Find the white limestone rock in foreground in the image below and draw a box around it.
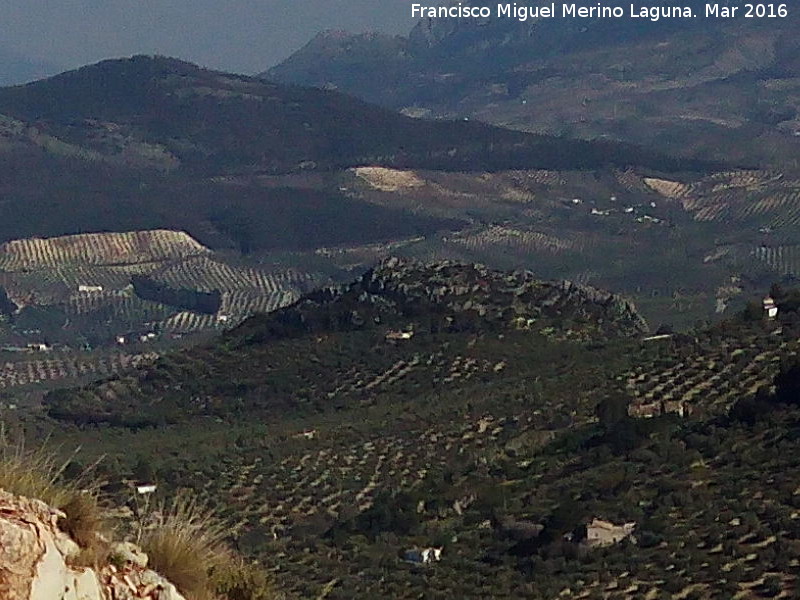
[0,488,186,600]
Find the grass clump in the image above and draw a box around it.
[0,429,107,565]
[0,430,80,506]
[210,558,276,600]
[140,491,275,600]
[60,492,111,567]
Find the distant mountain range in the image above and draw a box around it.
[0,55,713,251]
[265,3,800,169]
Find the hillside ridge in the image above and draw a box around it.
[44,258,647,427]
[0,55,720,175]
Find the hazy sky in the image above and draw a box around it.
[1,0,417,74]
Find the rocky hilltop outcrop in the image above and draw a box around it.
[0,489,185,600]
[247,257,648,341]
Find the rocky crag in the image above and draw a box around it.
[248,257,648,342]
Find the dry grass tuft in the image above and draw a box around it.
[139,491,231,600]
[60,492,111,567]
[0,429,108,564]
[0,432,273,598]
[140,491,276,600]
[60,492,104,546]
[210,557,276,600]
[0,431,79,506]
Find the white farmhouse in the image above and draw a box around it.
[386,330,414,341]
[585,518,636,547]
[763,296,779,319]
[404,547,442,564]
[77,285,104,293]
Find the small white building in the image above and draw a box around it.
[642,333,672,342]
[585,518,636,547]
[386,330,414,341]
[77,285,104,293]
[763,296,778,319]
[404,547,442,564]
[26,343,50,352]
[135,484,157,495]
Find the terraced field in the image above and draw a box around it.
[445,226,586,256]
[0,230,209,269]
[753,245,800,277]
[162,311,224,333]
[625,329,795,419]
[213,411,512,541]
[352,166,426,192]
[643,170,800,229]
[64,292,176,330]
[347,167,585,223]
[149,255,316,294]
[0,351,157,390]
[0,229,329,397]
[352,167,565,204]
[138,318,800,599]
[218,289,300,319]
[0,230,322,344]
[315,236,428,270]
[148,256,320,327]
[0,265,156,307]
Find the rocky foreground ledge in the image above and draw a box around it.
[0,489,185,600]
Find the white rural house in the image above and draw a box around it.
[763,296,779,319]
[386,330,414,341]
[404,547,443,564]
[585,518,636,547]
[77,285,104,293]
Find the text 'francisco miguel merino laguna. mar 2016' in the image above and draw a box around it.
[411,2,789,22]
